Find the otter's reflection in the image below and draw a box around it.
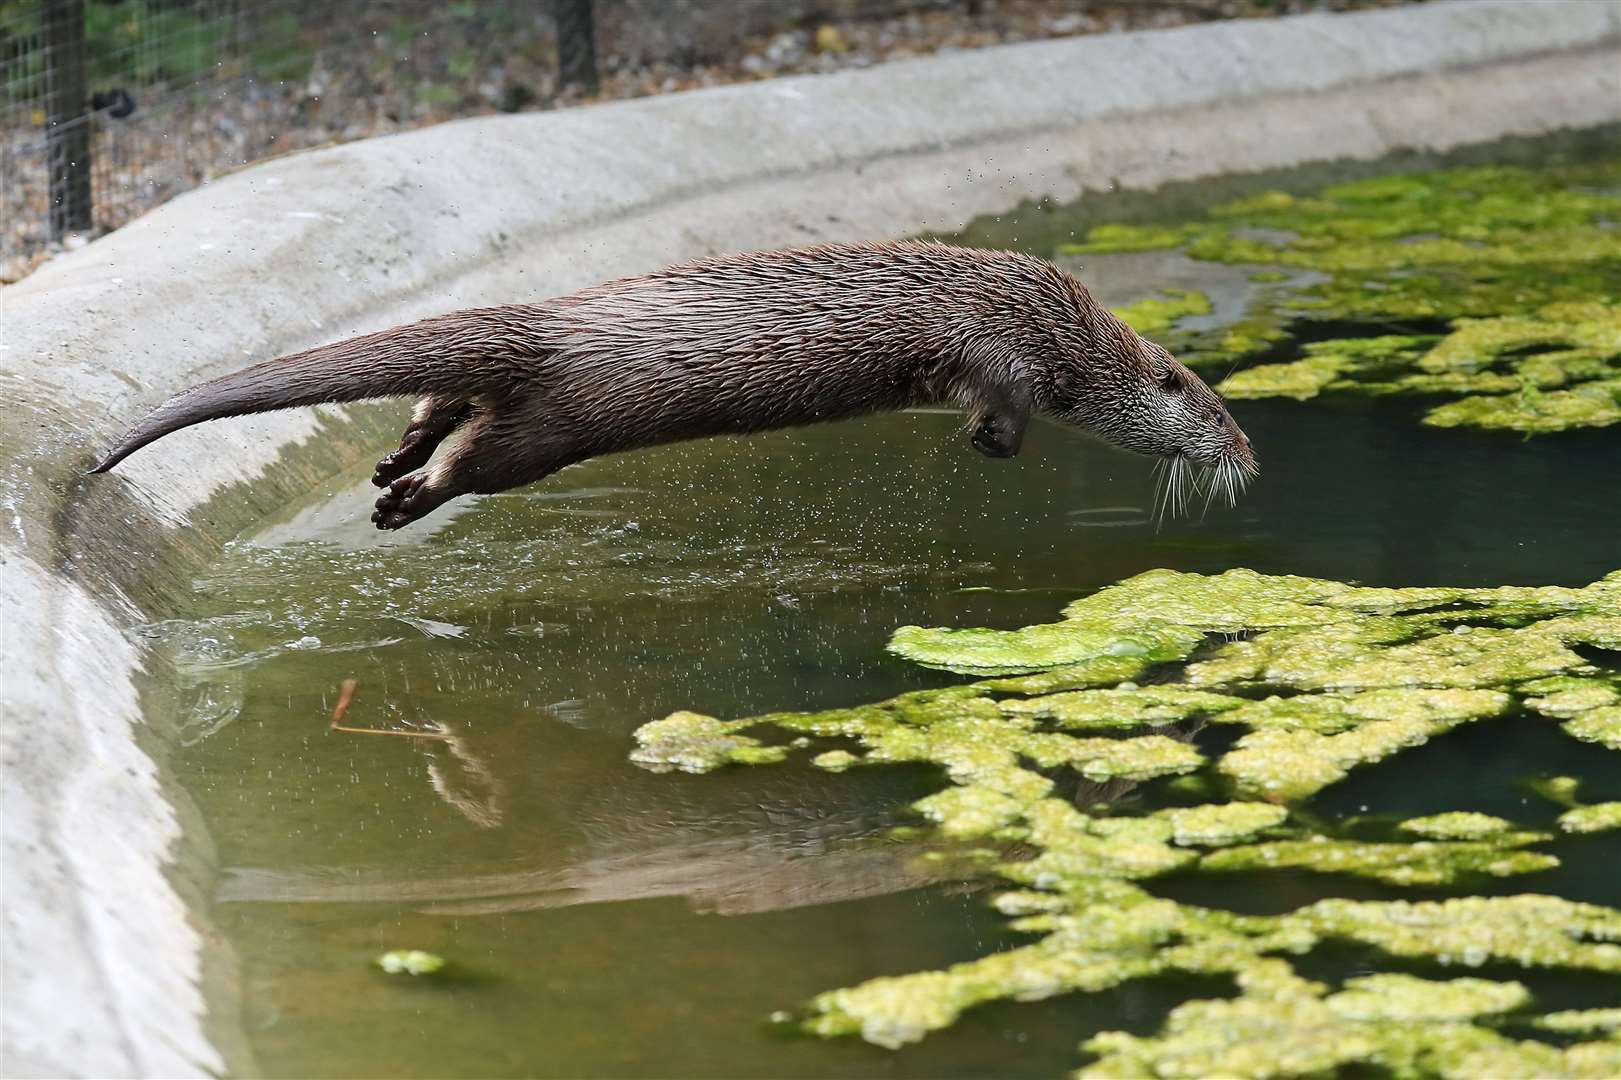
[218,720,1194,919]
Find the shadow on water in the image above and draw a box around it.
[166,130,1621,1078]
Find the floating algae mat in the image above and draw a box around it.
[633,568,1621,1075]
[1068,161,1621,433]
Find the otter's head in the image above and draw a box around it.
[1052,331,1258,518]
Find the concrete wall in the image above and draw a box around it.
[2,2,1617,1075]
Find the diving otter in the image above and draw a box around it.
[92,241,1256,529]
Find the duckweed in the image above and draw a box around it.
[630,567,1621,1074]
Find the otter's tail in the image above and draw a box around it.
[90,306,542,473]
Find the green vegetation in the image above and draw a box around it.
[633,567,1621,1075]
[1064,163,1621,432]
[376,949,445,976]
[1111,289,1212,336]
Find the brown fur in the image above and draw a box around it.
[92,241,1256,529]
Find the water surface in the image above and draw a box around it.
[165,133,1621,1078]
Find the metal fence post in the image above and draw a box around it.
[555,0,598,93]
[43,0,92,240]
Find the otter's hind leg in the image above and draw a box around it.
[373,396,474,488]
[371,406,578,530]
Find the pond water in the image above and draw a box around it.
[162,130,1620,1078]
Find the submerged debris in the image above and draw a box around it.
[630,567,1621,1074]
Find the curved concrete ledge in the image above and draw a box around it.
[3,1,1619,1074]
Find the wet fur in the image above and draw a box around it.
[92,241,1256,529]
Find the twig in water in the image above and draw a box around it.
[328,678,451,740]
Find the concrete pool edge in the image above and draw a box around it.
[2,3,1618,1076]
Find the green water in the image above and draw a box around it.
[165,136,1620,1078]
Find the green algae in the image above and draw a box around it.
[1079,968,1619,1080]
[1425,377,1621,433]
[1562,706,1621,750]
[1059,222,1211,255]
[1188,622,1590,691]
[811,749,859,772]
[630,567,1621,1074]
[1525,677,1621,749]
[1296,894,1621,972]
[1535,1008,1621,1035]
[1200,836,1557,887]
[1323,973,1530,1023]
[1221,334,1443,402]
[629,710,788,773]
[1000,686,1242,731]
[975,655,1152,694]
[1111,289,1212,336]
[1155,802,1288,847]
[376,950,445,976]
[1399,811,1514,840]
[1529,774,1584,809]
[1559,803,1621,835]
[1059,567,1353,632]
[1086,162,1621,432]
[1220,355,1345,401]
[888,619,1203,676]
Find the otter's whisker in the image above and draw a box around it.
[1219,464,1231,509]
[1219,461,1238,509]
[1163,457,1179,526]
[1199,465,1221,521]
[1152,455,1180,530]
[1159,453,1191,523]
[1151,462,1168,529]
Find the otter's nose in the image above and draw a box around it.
[1231,430,1259,475]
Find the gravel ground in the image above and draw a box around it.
[1,0,1414,284]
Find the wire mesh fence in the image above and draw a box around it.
[2,0,576,278]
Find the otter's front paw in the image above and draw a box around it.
[971,416,1020,458]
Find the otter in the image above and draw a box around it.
[91,241,1256,529]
